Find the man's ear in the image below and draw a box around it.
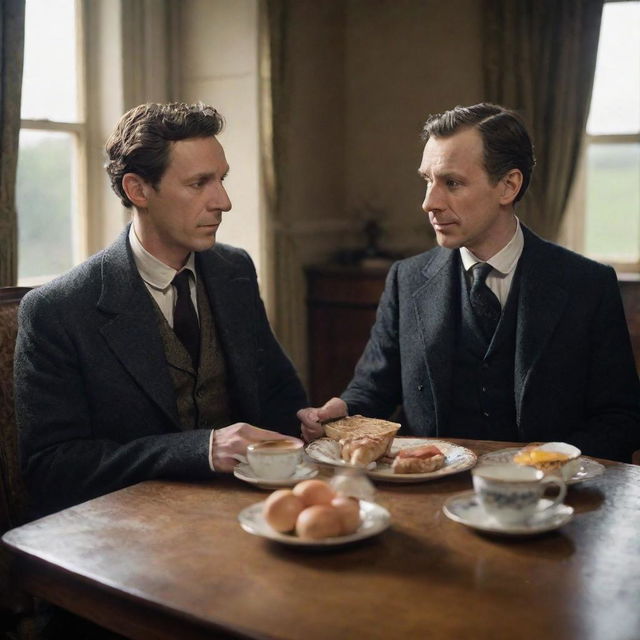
[122,173,151,208]
[499,169,523,206]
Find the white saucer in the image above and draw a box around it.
[442,490,574,536]
[233,462,318,489]
[238,500,391,547]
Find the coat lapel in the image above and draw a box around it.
[197,250,260,424]
[412,249,459,434]
[96,228,181,429]
[514,229,567,424]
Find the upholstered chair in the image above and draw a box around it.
[0,286,36,639]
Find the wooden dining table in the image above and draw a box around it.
[3,439,640,640]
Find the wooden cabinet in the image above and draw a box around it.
[306,265,389,405]
[618,275,640,372]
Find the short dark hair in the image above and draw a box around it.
[421,103,536,203]
[105,102,224,208]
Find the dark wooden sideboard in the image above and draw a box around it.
[618,274,640,372]
[306,264,389,404]
[306,266,640,405]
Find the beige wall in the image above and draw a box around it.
[176,0,263,280]
[276,0,484,274]
[175,0,485,270]
[344,0,484,257]
[175,0,486,374]
[265,0,485,375]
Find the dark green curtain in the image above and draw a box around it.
[484,0,604,241]
[262,0,308,368]
[0,0,25,286]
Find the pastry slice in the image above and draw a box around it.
[340,433,395,466]
[391,444,445,474]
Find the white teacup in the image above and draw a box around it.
[471,463,567,525]
[246,439,303,480]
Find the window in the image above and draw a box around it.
[583,1,640,266]
[17,0,85,284]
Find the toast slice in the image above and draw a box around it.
[323,415,401,442]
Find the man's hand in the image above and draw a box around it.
[297,397,348,443]
[211,423,301,472]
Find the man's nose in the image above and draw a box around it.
[208,183,232,212]
[422,184,442,213]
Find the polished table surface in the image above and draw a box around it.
[3,439,640,640]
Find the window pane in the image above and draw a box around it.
[16,130,75,280]
[587,2,640,135]
[585,143,640,262]
[21,0,78,122]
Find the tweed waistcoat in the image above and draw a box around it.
[152,275,231,431]
[445,265,520,441]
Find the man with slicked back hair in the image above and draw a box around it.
[299,103,640,463]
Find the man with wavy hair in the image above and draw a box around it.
[16,103,307,518]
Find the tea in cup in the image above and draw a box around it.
[246,439,303,480]
[471,463,567,525]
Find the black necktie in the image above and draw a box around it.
[469,262,501,342]
[172,270,200,368]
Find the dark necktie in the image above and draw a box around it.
[172,270,200,368]
[469,262,501,342]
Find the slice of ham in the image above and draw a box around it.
[391,444,445,474]
[395,444,443,459]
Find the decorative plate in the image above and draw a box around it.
[305,438,477,483]
[233,462,318,490]
[478,448,605,485]
[443,490,574,536]
[238,500,391,547]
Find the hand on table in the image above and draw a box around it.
[211,423,301,472]
[297,397,348,443]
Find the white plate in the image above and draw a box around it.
[478,448,605,485]
[305,438,477,483]
[233,462,318,489]
[442,490,574,536]
[238,500,391,547]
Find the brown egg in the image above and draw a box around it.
[292,479,335,507]
[331,497,361,535]
[263,489,305,533]
[295,505,344,539]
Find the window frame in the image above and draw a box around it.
[17,0,88,285]
[561,0,640,273]
[582,130,640,272]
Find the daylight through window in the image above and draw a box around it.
[584,1,640,265]
[18,0,84,285]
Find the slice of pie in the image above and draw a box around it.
[340,434,394,466]
[323,415,401,467]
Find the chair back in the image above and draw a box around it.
[0,286,32,613]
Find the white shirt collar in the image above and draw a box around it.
[460,217,524,276]
[128,224,197,291]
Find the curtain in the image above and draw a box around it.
[260,0,307,373]
[0,0,25,287]
[484,0,604,241]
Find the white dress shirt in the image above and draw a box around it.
[459,217,524,307]
[128,224,199,325]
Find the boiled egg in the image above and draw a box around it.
[292,479,335,506]
[295,505,344,539]
[263,489,305,532]
[331,496,361,535]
